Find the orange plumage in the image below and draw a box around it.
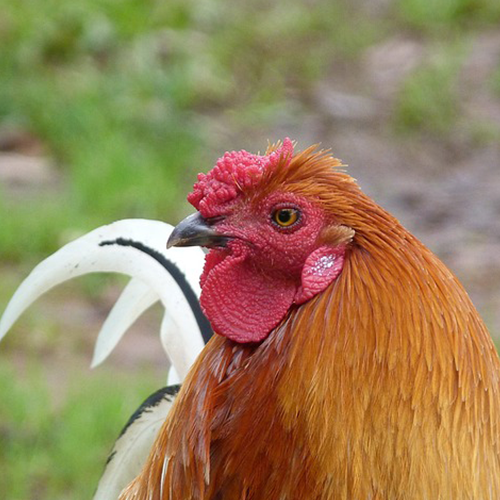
[119,142,500,499]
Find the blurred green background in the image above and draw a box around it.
[1,0,500,498]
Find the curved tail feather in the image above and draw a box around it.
[93,386,181,500]
[91,278,158,369]
[0,218,213,500]
[0,219,211,379]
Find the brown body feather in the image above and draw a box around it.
[120,148,500,499]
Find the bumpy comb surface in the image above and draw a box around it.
[188,138,294,217]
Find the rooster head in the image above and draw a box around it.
[168,139,356,343]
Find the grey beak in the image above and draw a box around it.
[167,212,230,249]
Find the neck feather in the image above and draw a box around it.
[122,212,500,499]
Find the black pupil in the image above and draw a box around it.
[278,210,292,223]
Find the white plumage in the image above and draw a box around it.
[0,218,211,499]
[91,278,159,369]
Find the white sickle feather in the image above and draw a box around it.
[91,278,159,369]
[0,218,210,379]
[0,218,213,500]
[93,386,180,500]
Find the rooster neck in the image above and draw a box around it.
[123,226,500,499]
[187,231,500,499]
[274,232,500,498]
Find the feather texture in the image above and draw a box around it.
[91,278,158,368]
[94,386,181,500]
[120,146,500,499]
[0,219,213,500]
[0,219,209,379]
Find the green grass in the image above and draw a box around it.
[0,1,203,259]
[0,268,165,499]
[396,0,500,33]
[0,360,160,500]
[491,64,500,97]
[0,0,497,262]
[466,119,500,147]
[393,43,465,135]
[0,0,383,261]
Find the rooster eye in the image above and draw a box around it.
[271,207,300,228]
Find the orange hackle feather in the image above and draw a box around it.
[119,145,500,499]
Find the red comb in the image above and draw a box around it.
[188,138,294,217]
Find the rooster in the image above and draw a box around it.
[121,139,500,499]
[2,139,500,499]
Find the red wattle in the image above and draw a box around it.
[199,246,296,343]
[200,249,227,288]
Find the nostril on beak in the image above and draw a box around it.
[167,213,231,249]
